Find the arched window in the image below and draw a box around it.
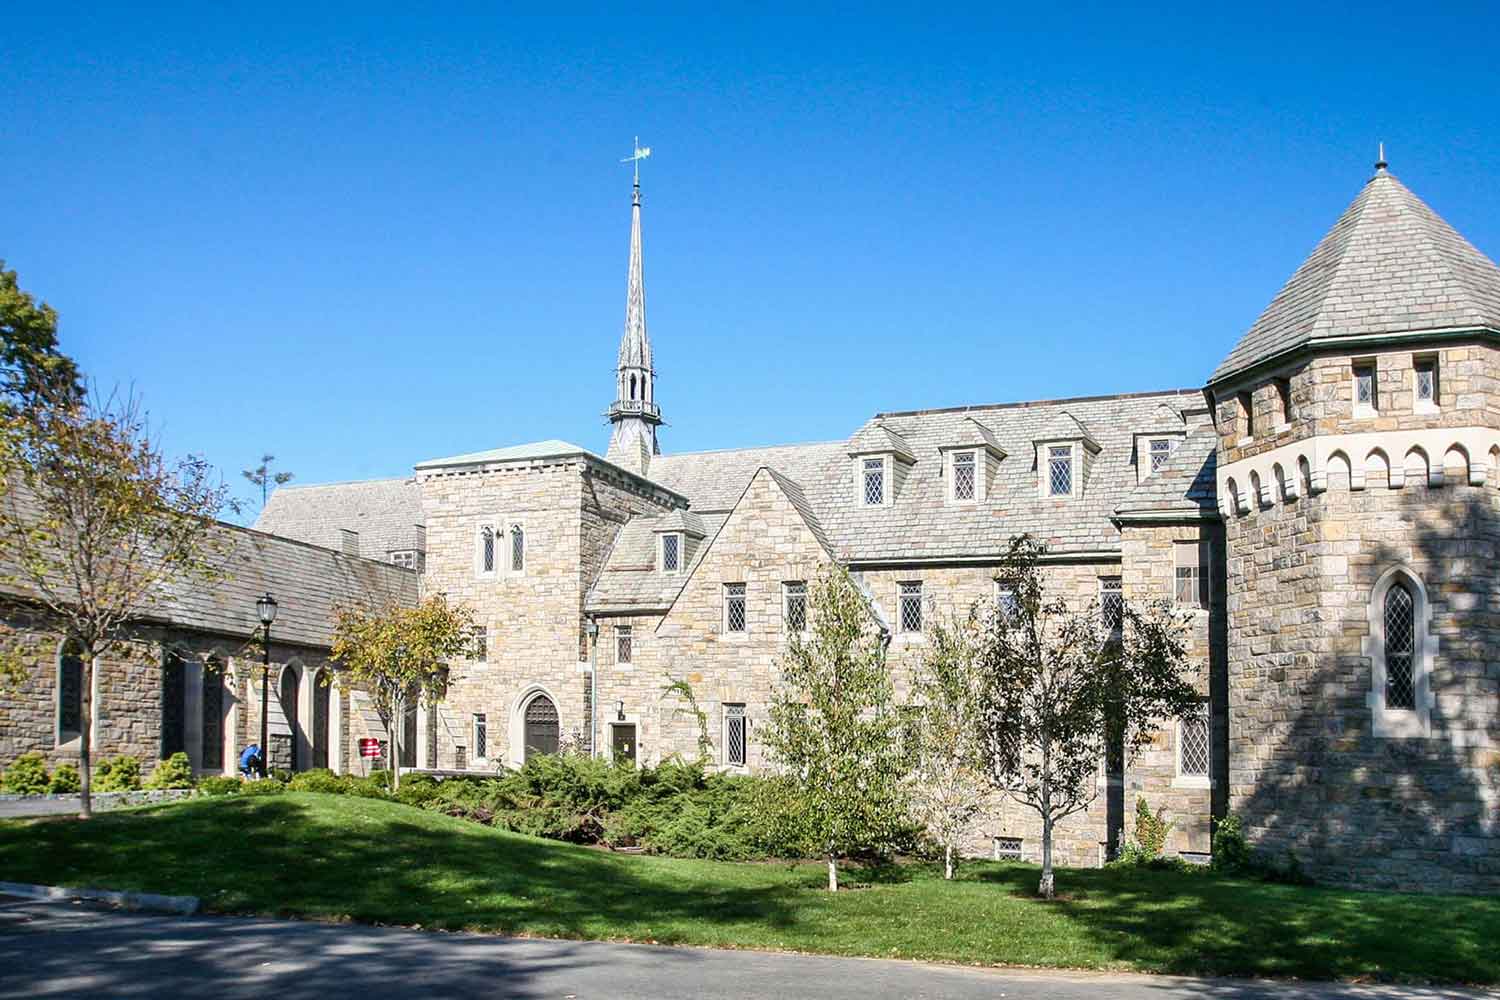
[201,657,225,771]
[57,639,85,744]
[1383,583,1416,710]
[311,671,330,770]
[523,694,559,761]
[480,525,496,574]
[629,374,637,400]
[1365,567,1435,738]
[510,524,525,573]
[279,667,300,771]
[161,650,188,759]
[400,694,418,769]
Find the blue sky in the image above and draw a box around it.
[5,5,1499,519]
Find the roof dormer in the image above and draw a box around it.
[939,416,1006,503]
[1033,410,1101,499]
[848,421,916,507]
[1133,403,1188,483]
[653,509,706,574]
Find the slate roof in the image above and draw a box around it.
[647,441,847,512]
[1034,410,1102,451]
[1210,168,1500,385]
[587,511,730,611]
[415,439,598,470]
[255,478,425,558]
[1113,426,1220,520]
[846,422,917,462]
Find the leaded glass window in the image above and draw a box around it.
[784,581,807,633]
[510,524,525,573]
[1048,446,1073,496]
[202,659,224,771]
[724,583,747,633]
[311,673,329,770]
[1415,359,1437,404]
[1355,363,1377,409]
[616,625,633,665]
[1174,540,1208,609]
[473,713,487,760]
[863,457,885,506]
[58,641,84,740]
[661,532,680,573]
[952,450,976,500]
[1179,709,1210,777]
[724,703,747,766]
[1149,438,1174,473]
[1384,582,1416,710]
[162,653,187,759]
[480,526,495,573]
[1099,577,1123,638]
[899,581,924,633]
[995,586,1019,623]
[994,837,1022,860]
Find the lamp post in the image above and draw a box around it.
[256,593,278,777]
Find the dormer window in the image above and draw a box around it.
[1047,445,1074,497]
[1148,438,1175,474]
[862,457,885,506]
[950,450,977,502]
[659,532,682,573]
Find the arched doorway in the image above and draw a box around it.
[201,657,225,772]
[523,694,559,761]
[400,695,418,769]
[161,651,187,759]
[279,666,300,771]
[311,671,330,770]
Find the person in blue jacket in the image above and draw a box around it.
[239,744,263,779]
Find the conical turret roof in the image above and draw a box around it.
[1210,167,1500,385]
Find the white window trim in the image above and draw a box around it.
[1039,442,1078,498]
[609,718,640,768]
[474,519,502,578]
[658,532,683,574]
[505,520,527,576]
[1142,436,1180,480]
[854,454,892,507]
[897,580,925,637]
[1173,539,1211,611]
[782,581,809,637]
[945,448,980,503]
[722,582,748,636]
[1363,565,1437,739]
[1173,705,1212,789]
[722,702,748,769]
[615,624,634,669]
[1413,355,1440,415]
[472,713,488,765]
[1353,360,1379,418]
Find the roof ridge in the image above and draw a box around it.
[876,387,1202,419]
[658,439,845,459]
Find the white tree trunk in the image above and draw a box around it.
[1040,813,1056,899]
[827,854,838,892]
[944,843,954,880]
[78,658,93,819]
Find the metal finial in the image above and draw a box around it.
[621,137,652,187]
[1375,142,1388,172]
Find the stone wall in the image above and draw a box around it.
[1225,474,1500,893]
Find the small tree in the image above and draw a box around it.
[1,260,80,412]
[760,566,909,891]
[243,453,293,508]
[909,612,990,880]
[330,595,476,791]
[0,389,229,818]
[976,536,1198,898]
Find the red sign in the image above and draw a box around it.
[359,738,382,759]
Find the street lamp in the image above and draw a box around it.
[256,593,278,777]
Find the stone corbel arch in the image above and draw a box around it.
[509,684,563,768]
[1362,565,1438,739]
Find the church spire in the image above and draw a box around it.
[606,139,662,477]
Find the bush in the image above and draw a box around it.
[198,775,242,796]
[1211,812,1252,874]
[348,773,390,799]
[1133,797,1173,858]
[241,778,286,796]
[48,762,81,794]
[288,768,349,795]
[144,752,196,790]
[393,773,439,807]
[1,752,52,795]
[270,769,293,784]
[94,755,141,792]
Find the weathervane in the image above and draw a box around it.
[621,137,652,185]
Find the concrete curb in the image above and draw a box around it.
[0,880,199,915]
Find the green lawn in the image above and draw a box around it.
[2,793,1495,984]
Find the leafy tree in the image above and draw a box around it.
[0,389,229,818]
[760,566,909,891]
[330,595,476,791]
[976,535,1198,898]
[0,261,80,412]
[909,612,990,880]
[243,453,294,508]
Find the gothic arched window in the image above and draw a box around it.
[1365,567,1435,739]
[1383,582,1416,710]
[510,524,525,573]
[57,639,85,743]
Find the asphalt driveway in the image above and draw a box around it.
[0,895,1490,1000]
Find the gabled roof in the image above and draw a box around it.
[1113,426,1219,521]
[254,477,424,556]
[1135,403,1187,436]
[653,509,708,537]
[647,441,845,512]
[765,467,835,556]
[1211,167,1500,385]
[585,511,730,612]
[941,416,1007,458]
[847,421,917,463]
[1033,410,1102,452]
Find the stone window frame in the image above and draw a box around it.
[1098,576,1123,640]
[1274,377,1294,427]
[658,532,682,574]
[1238,390,1255,442]
[857,455,889,507]
[1173,539,1211,610]
[782,580,808,636]
[1363,565,1438,739]
[1143,435,1179,478]
[993,836,1023,860]
[1174,703,1212,789]
[508,522,526,575]
[615,624,633,667]
[472,712,488,764]
[898,581,924,634]
[1413,353,1440,414]
[723,582,748,635]
[946,448,979,504]
[55,637,86,747]
[722,702,748,769]
[474,519,501,578]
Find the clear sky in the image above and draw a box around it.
[5,5,1498,519]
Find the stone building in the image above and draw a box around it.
[3,155,1495,892]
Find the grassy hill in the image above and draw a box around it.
[2,791,1496,984]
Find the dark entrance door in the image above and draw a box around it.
[523,695,559,761]
[400,697,418,769]
[611,724,636,764]
[161,653,187,759]
[312,678,330,770]
[279,668,299,772]
[201,660,224,771]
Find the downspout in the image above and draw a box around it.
[586,616,599,758]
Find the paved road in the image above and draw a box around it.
[0,896,1489,1000]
